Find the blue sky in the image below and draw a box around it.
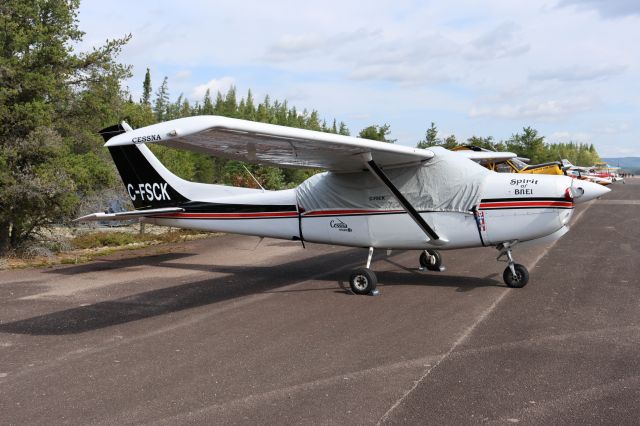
[77,0,639,156]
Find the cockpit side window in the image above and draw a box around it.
[496,163,512,173]
[509,158,528,171]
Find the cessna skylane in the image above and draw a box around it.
[78,116,610,295]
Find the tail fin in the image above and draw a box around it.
[99,124,189,209]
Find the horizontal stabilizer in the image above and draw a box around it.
[74,207,184,222]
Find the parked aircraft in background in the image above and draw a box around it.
[454,146,568,175]
[564,161,620,186]
[77,117,610,295]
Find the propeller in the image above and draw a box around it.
[559,157,571,175]
[566,175,585,201]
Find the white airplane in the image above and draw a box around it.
[564,162,613,186]
[78,116,610,295]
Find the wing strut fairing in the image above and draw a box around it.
[363,154,447,244]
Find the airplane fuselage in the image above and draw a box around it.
[143,172,581,250]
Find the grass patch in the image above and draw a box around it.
[71,231,154,249]
[1,227,218,270]
[71,229,207,250]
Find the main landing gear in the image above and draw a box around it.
[496,242,529,288]
[419,249,445,272]
[349,247,380,296]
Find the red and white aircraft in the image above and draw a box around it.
[78,116,610,294]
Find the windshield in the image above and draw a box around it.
[510,158,528,170]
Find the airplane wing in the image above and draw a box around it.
[104,116,434,172]
[73,207,184,222]
[454,150,517,162]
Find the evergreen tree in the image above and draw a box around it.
[507,127,545,164]
[417,122,440,148]
[153,76,170,122]
[0,0,131,253]
[358,124,396,143]
[202,89,214,115]
[180,98,192,117]
[141,68,152,105]
[467,136,495,150]
[223,86,238,117]
[244,89,256,120]
[306,111,322,131]
[214,91,224,113]
[442,134,458,149]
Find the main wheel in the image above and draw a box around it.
[419,250,442,271]
[503,264,529,288]
[349,268,377,295]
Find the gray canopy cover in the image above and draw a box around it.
[296,147,489,213]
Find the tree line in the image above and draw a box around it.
[418,123,601,166]
[0,0,601,254]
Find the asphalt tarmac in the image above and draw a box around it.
[1,179,638,425]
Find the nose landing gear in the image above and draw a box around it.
[419,249,446,272]
[496,242,529,288]
[348,247,380,296]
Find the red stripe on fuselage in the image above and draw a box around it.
[302,209,404,217]
[153,211,299,219]
[479,200,574,209]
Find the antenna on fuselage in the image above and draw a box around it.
[242,164,265,192]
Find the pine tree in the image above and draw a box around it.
[153,77,170,122]
[202,89,214,115]
[223,86,238,117]
[180,98,192,117]
[338,122,350,136]
[417,122,439,148]
[0,0,131,253]
[358,124,396,143]
[141,68,152,105]
[244,89,256,120]
[214,91,224,114]
[442,134,458,149]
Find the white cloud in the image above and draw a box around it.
[593,121,631,134]
[549,131,592,142]
[191,77,236,101]
[558,0,640,18]
[76,0,640,156]
[469,97,596,119]
[464,21,530,60]
[175,70,192,80]
[265,28,380,62]
[530,64,627,82]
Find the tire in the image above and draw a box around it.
[419,250,442,271]
[503,264,529,288]
[349,268,377,295]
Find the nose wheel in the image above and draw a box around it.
[348,247,380,295]
[419,249,445,272]
[349,268,378,295]
[497,242,529,288]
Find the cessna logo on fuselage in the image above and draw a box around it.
[330,218,352,232]
[131,134,161,144]
[127,183,170,201]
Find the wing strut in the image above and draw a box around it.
[364,155,447,245]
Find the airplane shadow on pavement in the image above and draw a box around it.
[0,250,501,336]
